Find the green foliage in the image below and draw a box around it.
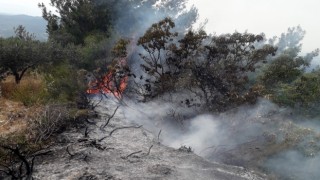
[111,38,130,58]
[259,49,308,89]
[0,26,51,84]
[273,70,320,116]
[44,62,85,103]
[258,26,320,115]
[110,0,198,35]
[69,34,110,71]
[39,0,112,45]
[259,26,319,92]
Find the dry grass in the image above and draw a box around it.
[1,73,49,106]
[0,98,44,137]
[0,73,48,137]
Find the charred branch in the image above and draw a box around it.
[122,150,143,159]
[109,125,143,136]
[84,127,90,138]
[157,130,162,144]
[100,106,119,129]
[142,145,154,157]
[0,145,51,179]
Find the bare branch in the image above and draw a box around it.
[157,130,162,143]
[123,150,143,159]
[100,106,119,129]
[109,125,143,136]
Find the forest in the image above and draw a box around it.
[0,0,319,179]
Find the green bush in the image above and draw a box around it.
[44,62,86,103]
[273,70,320,116]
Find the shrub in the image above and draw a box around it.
[273,70,320,116]
[44,62,87,103]
[28,104,71,143]
[0,73,50,106]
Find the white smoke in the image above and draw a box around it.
[115,96,320,179]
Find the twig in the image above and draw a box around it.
[123,150,142,159]
[157,130,162,143]
[98,136,109,142]
[109,125,143,136]
[141,145,153,157]
[0,145,51,179]
[90,94,103,109]
[84,127,89,137]
[88,140,106,151]
[146,145,153,156]
[101,106,120,129]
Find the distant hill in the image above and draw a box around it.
[0,14,47,40]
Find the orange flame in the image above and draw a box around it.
[87,58,128,99]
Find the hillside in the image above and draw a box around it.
[0,14,47,40]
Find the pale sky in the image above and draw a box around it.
[188,0,320,54]
[0,0,319,54]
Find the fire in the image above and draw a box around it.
[86,58,129,99]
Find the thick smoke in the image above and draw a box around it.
[115,95,320,179]
[265,151,320,179]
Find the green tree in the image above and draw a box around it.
[39,0,112,45]
[0,26,51,84]
[39,0,197,45]
[274,69,320,116]
[112,0,198,35]
[259,26,319,94]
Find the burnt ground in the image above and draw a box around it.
[30,98,267,180]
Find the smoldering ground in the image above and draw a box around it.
[110,95,320,179]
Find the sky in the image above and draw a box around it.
[188,0,320,54]
[0,0,319,54]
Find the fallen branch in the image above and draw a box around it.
[0,145,51,179]
[109,125,143,136]
[98,136,109,142]
[157,130,162,143]
[142,145,153,157]
[89,94,103,109]
[87,140,106,151]
[84,127,90,137]
[100,106,120,130]
[123,150,142,159]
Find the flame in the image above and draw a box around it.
[87,58,128,99]
[86,37,137,98]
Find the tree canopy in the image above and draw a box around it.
[136,18,278,111]
[0,26,53,84]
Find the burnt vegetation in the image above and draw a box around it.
[136,18,279,111]
[0,0,319,179]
